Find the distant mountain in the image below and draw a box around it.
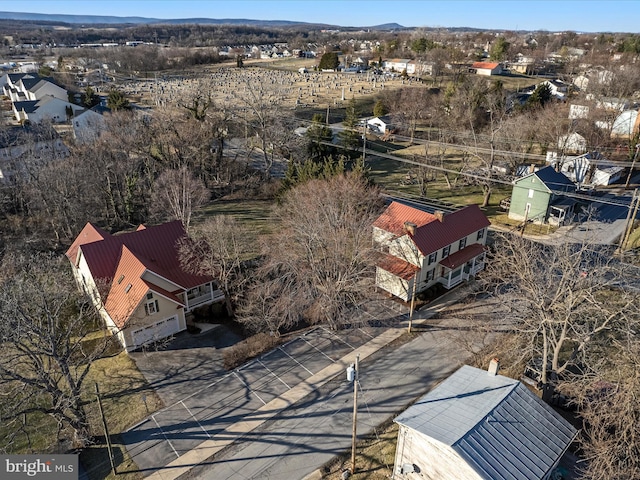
[0,11,405,29]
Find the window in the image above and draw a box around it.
[477,229,485,240]
[426,269,435,281]
[117,274,125,285]
[124,283,132,293]
[428,252,437,265]
[459,238,467,250]
[144,299,159,316]
[442,245,450,258]
[528,188,534,198]
[146,292,153,300]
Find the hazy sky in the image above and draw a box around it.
[0,0,638,33]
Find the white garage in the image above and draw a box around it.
[131,315,180,349]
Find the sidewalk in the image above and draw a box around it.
[145,290,463,480]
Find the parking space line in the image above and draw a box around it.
[358,327,375,339]
[321,326,356,349]
[234,371,267,405]
[151,415,179,458]
[301,336,337,362]
[278,346,314,375]
[180,401,211,439]
[257,359,291,390]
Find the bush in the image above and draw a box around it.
[223,332,281,370]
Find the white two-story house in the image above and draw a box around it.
[373,201,490,301]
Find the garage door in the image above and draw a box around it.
[132,315,179,349]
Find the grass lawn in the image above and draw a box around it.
[81,351,164,480]
[366,153,512,216]
[323,420,398,480]
[196,196,276,233]
[0,344,162,480]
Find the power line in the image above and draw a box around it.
[313,139,634,209]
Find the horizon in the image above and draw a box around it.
[0,0,638,33]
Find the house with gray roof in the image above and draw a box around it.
[392,363,577,480]
[508,166,576,226]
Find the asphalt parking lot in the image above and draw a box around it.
[121,318,399,476]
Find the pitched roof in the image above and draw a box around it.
[374,202,490,256]
[518,165,575,192]
[66,221,213,326]
[395,365,577,480]
[66,222,110,265]
[439,243,486,269]
[13,100,39,113]
[377,253,419,280]
[472,62,501,69]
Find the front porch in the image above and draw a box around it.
[184,282,225,312]
[437,244,487,289]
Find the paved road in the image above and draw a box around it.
[122,299,407,477]
[182,312,495,480]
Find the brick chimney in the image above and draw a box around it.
[434,210,445,222]
[403,221,417,235]
[488,358,500,376]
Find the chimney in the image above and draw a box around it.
[403,221,417,236]
[488,358,500,376]
[529,163,536,174]
[434,210,445,222]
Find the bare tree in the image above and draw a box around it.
[178,215,252,316]
[0,253,113,450]
[235,73,287,177]
[256,174,383,331]
[480,233,636,386]
[150,165,209,231]
[558,332,640,480]
[237,276,303,336]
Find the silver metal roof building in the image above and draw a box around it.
[393,364,578,480]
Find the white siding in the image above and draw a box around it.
[393,425,483,480]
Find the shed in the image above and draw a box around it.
[392,364,577,480]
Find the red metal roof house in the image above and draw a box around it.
[66,221,224,351]
[373,201,490,301]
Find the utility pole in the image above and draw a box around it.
[361,122,366,165]
[96,383,116,476]
[619,189,639,253]
[408,271,418,333]
[520,204,530,237]
[348,355,360,474]
[625,144,640,189]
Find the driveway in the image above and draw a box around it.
[129,323,243,406]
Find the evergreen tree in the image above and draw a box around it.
[318,52,339,70]
[490,36,510,61]
[306,114,335,161]
[373,100,387,117]
[82,85,99,108]
[107,88,131,111]
[525,82,552,109]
